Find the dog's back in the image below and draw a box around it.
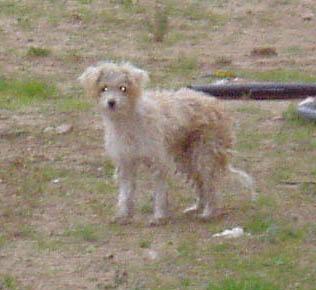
[144,88,233,167]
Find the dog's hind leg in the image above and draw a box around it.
[183,175,205,215]
[189,140,227,221]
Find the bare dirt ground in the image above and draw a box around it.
[0,1,316,289]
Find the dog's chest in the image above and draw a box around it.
[104,121,162,161]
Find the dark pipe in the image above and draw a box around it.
[188,83,316,100]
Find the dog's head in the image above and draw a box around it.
[78,62,149,116]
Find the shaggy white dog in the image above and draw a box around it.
[79,62,254,225]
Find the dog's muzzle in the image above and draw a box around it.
[107,99,116,110]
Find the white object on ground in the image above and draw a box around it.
[299,97,315,107]
[212,227,246,238]
[52,178,60,184]
[56,124,73,134]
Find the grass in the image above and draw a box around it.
[145,2,169,42]
[27,46,51,57]
[64,224,100,242]
[0,275,19,290]
[139,239,151,249]
[54,97,92,112]
[207,277,280,290]
[239,69,316,83]
[0,78,57,109]
[245,213,274,234]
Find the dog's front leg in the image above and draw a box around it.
[149,170,170,226]
[113,160,136,225]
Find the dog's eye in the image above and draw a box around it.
[120,86,127,93]
[102,86,108,92]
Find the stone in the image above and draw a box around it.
[55,124,73,134]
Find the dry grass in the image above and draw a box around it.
[0,0,316,289]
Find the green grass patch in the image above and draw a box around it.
[176,239,196,259]
[27,46,51,57]
[64,224,100,242]
[245,213,274,234]
[55,97,92,112]
[236,130,265,151]
[0,234,6,248]
[0,275,19,290]
[181,3,228,26]
[168,56,199,77]
[0,78,58,109]
[239,69,316,83]
[139,239,151,249]
[37,238,65,252]
[207,277,280,290]
[283,103,316,126]
[265,224,305,243]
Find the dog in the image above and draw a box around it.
[79,61,255,225]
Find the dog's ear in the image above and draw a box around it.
[78,66,103,98]
[130,67,149,88]
[123,63,149,94]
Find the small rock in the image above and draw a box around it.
[143,249,159,261]
[43,126,54,133]
[52,178,60,184]
[302,12,314,21]
[56,124,73,134]
[272,116,284,121]
[105,253,114,259]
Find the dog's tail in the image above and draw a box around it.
[228,165,257,201]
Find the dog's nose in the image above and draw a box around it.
[107,99,116,109]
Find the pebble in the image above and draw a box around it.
[56,124,73,134]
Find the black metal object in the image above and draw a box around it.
[188,83,316,100]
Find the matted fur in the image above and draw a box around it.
[79,61,254,225]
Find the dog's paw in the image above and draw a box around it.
[110,215,132,225]
[148,216,170,227]
[183,205,200,216]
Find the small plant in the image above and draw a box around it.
[245,213,274,234]
[213,70,236,78]
[145,2,169,42]
[65,225,99,242]
[27,46,51,57]
[0,78,57,109]
[139,239,151,248]
[282,103,301,122]
[207,277,280,290]
[1,275,19,290]
[251,47,277,57]
[214,56,233,66]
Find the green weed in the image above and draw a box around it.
[55,97,91,112]
[27,46,51,57]
[207,277,280,290]
[239,69,316,83]
[0,275,19,290]
[145,2,169,42]
[245,213,274,234]
[139,239,151,249]
[0,78,57,109]
[64,224,100,242]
